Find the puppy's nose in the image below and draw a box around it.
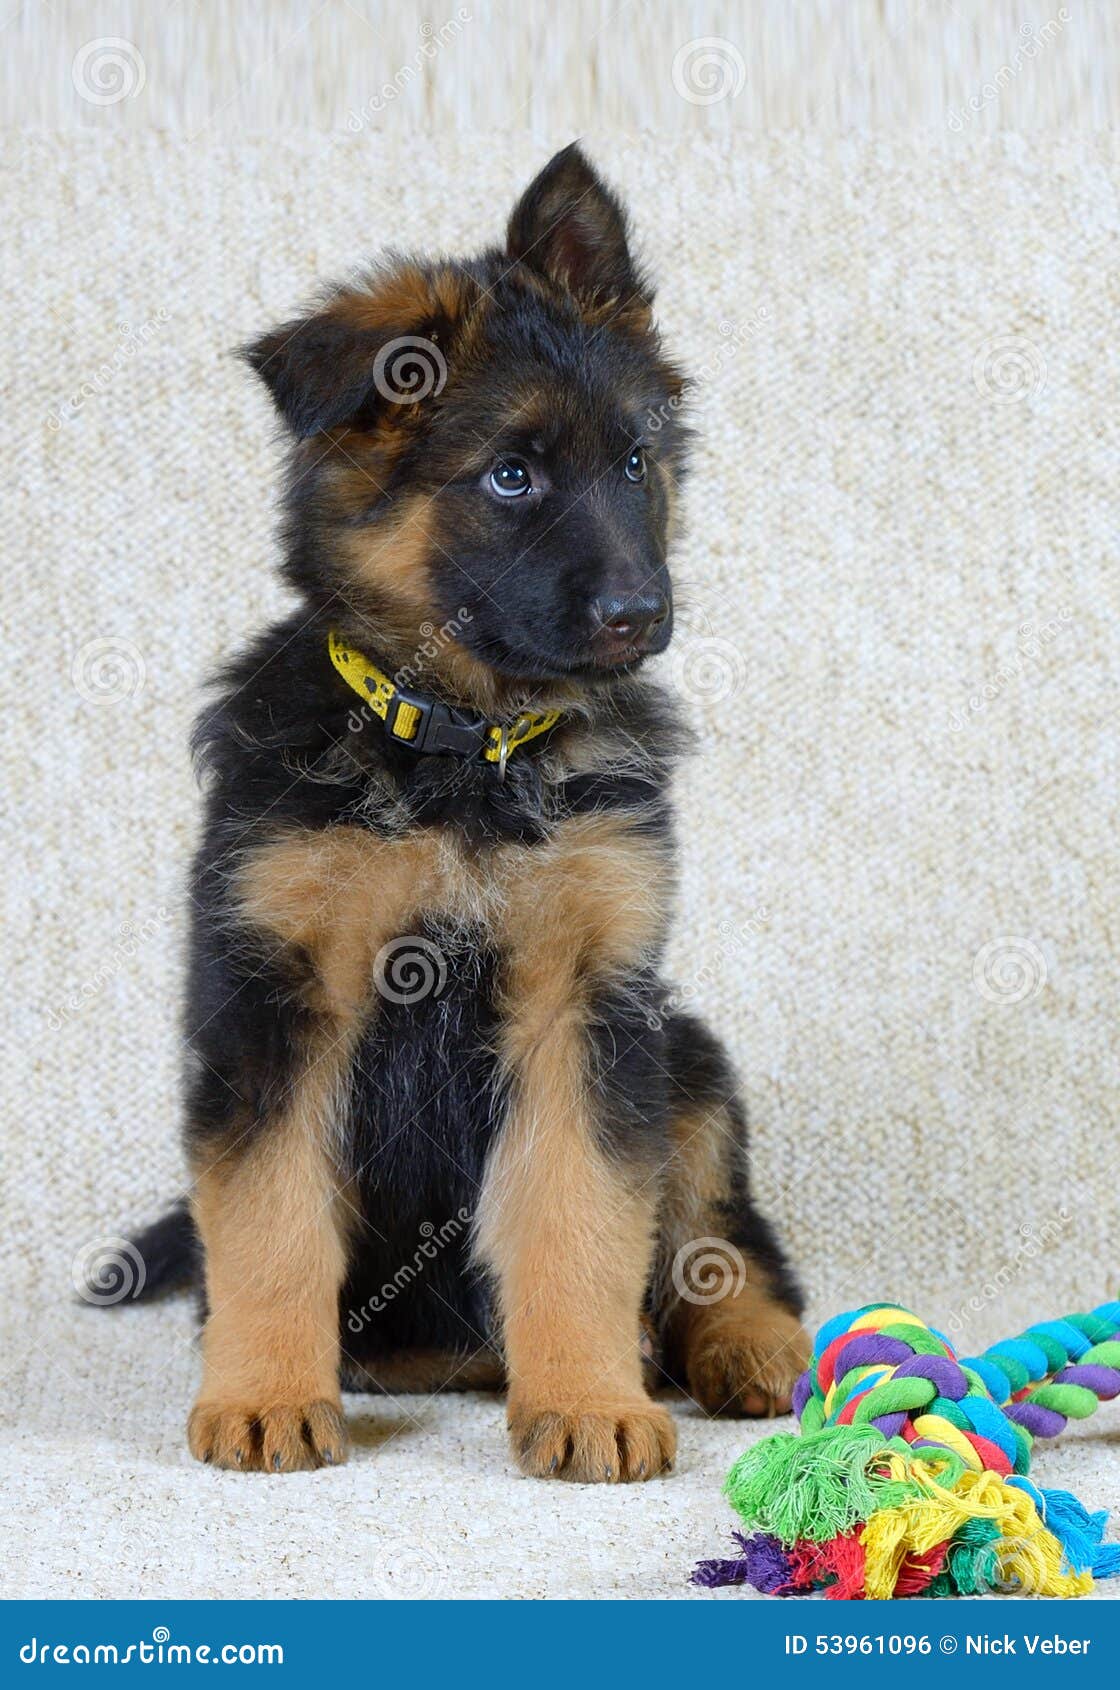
[593,592,670,655]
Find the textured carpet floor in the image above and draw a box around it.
[5,125,1120,1598]
[7,1301,1120,1601]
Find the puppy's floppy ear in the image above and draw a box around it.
[242,263,463,439]
[242,312,386,438]
[506,143,650,305]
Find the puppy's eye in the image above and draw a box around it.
[489,459,532,498]
[624,447,646,484]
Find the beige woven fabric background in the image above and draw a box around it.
[4,0,1120,1602]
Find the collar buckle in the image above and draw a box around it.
[388,686,489,759]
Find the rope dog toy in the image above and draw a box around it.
[693,1301,1120,1599]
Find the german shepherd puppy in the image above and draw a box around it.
[123,145,810,1479]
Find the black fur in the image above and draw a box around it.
[125,1201,200,1299]
[664,1013,805,1316]
[341,925,504,1363]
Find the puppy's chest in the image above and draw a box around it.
[236,810,671,1022]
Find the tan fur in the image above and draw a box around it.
[429,632,533,717]
[475,812,676,1482]
[680,1280,810,1417]
[330,264,452,334]
[236,826,446,1019]
[497,813,670,1011]
[653,457,682,553]
[477,1005,674,1481]
[656,1105,739,1278]
[315,266,485,358]
[187,1038,354,1471]
[579,291,655,338]
[238,811,669,1015]
[340,491,441,614]
[330,485,520,711]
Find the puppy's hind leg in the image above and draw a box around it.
[653,1014,811,1417]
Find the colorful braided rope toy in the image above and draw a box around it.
[694,1301,1120,1599]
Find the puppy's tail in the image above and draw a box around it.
[80,1200,200,1304]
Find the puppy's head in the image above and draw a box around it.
[246,145,688,694]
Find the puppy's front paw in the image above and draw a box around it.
[188,1398,349,1472]
[509,1397,677,1482]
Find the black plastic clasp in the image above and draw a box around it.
[387,688,489,759]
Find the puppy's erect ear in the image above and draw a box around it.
[506,143,650,306]
[242,263,465,438]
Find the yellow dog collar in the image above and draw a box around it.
[328,631,561,777]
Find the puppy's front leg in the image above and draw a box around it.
[478,1006,675,1483]
[187,1046,350,1472]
